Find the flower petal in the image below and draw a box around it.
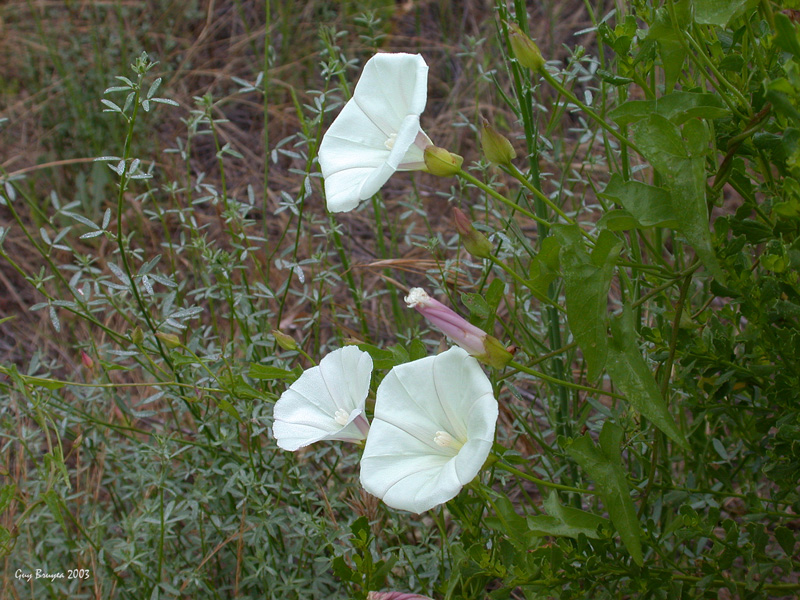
[352,53,428,133]
[360,347,498,513]
[272,346,373,450]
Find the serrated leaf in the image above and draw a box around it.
[554,226,621,381]
[606,306,689,449]
[564,422,643,565]
[43,490,69,537]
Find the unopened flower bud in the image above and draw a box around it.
[271,329,297,351]
[80,350,94,370]
[508,23,545,72]
[453,207,493,259]
[480,119,516,165]
[155,332,181,348]
[423,145,463,177]
[404,287,512,369]
[130,326,144,345]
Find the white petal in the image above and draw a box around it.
[352,53,428,134]
[272,347,373,450]
[360,347,498,513]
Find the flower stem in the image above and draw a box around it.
[539,69,643,157]
[509,360,625,400]
[494,460,596,495]
[457,169,551,229]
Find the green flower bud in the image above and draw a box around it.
[480,119,516,165]
[508,23,545,72]
[272,329,298,351]
[130,326,144,345]
[423,145,463,177]
[453,207,494,259]
[155,332,181,348]
[477,334,514,369]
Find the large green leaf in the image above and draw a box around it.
[526,493,611,540]
[606,306,689,449]
[633,114,725,281]
[609,92,729,127]
[693,0,757,27]
[600,174,679,229]
[554,226,621,381]
[564,422,644,565]
[527,235,560,304]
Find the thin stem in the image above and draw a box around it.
[494,460,596,495]
[509,360,625,400]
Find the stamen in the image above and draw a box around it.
[434,431,455,447]
[384,133,398,150]
[334,409,349,426]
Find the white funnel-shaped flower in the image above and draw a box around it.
[272,347,372,451]
[318,53,433,212]
[359,347,498,513]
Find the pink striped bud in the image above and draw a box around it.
[80,350,94,370]
[404,288,512,369]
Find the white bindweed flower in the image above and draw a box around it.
[360,346,498,513]
[318,52,433,213]
[272,347,372,451]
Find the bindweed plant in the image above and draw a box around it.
[1,1,800,599]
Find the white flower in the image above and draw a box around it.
[272,347,372,451]
[359,347,498,513]
[318,52,433,213]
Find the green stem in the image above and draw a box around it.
[509,360,625,400]
[457,169,551,228]
[494,460,596,495]
[539,70,643,156]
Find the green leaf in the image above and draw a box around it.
[600,174,680,229]
[357,343,396,370]
[609,92,728,127]
[0,484,15,512]
[775,12,800,60]
[407,338,428,361]
[563,422,644,565]
[43,490,69,538]
[527,236,560,303]
[526,493,610,539]
[775,526,796,557]
[606,306,689,449]
[693,0,757,27]
[554,226,621,381]
[247,364,294,380]
[461,292,491,319]
[634,114,724,281]
[484,278,506,330]
[216,398,243,422]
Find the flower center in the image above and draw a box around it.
[384,133,398,150]
[334,409,350,426]
[434,430,463,451]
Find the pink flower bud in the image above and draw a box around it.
[404,288,512,369]
[80,350,94,370]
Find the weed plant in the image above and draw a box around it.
[1,1,800,599]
